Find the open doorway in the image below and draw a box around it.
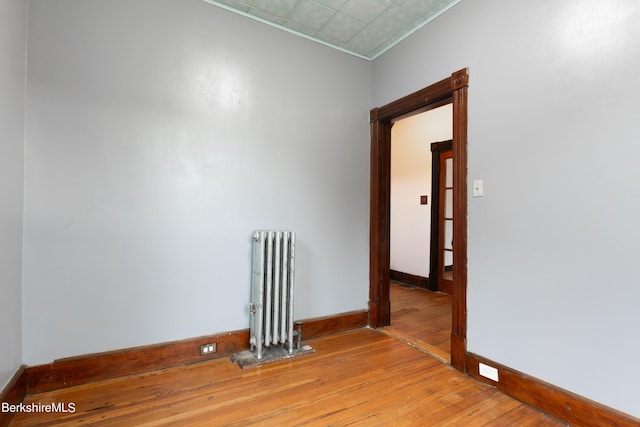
[388,105,453,362]
[369,69,468,371]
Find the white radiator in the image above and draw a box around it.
[249,230,296,360]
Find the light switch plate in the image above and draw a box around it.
[473,179,484,197]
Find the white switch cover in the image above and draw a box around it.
[478,363,499,382]
[473,179,484,197]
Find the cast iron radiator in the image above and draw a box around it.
[249,230,296,360]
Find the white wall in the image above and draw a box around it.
[0,0,26,389]
[390,105,451,277]
[374,0,640,418]
[23,0,371,365]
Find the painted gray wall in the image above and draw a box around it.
[373,0,640,418]
[23,0,371,365]
[14,0,638,419]
[0,0,26,389]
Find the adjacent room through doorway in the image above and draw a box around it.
[387,104,453,362]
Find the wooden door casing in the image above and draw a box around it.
[369,68,468,371]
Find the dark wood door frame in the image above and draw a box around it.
[369,68,468,371]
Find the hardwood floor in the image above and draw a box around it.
[386,282,452,362]
[10,329,564,426]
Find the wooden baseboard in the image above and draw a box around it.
[466,352,640,427]
[0,365,27,427]
[390,270,429,289]
[26,309,369,395]
[298,309,369,340]
[27,329,249,395]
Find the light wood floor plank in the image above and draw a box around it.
[11,329,564,426]
[388,282,452,360]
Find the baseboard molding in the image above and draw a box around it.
[466,352,640,427]
[390,270,429,289]
[0,365,27,427]
[27,329,249,395]
[297,309,369,340]
[25,309,369,395]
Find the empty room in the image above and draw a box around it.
[1,0,639,425]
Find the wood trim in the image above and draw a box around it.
[369,68,469,373]
[466,352,640,427]
[369,111,392,329]
[376,77,452,121]
[0,365,27,427]
[451,68,469,91]
[298,309,369,340]
[450,70,469,372]
[25,310,368,395]
[27,330,249,395]
[389,270,429,289]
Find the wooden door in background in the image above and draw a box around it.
[438,149,453,294]
[429,140,453,295]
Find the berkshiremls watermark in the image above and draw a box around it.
[2,401,76,414]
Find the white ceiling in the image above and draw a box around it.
[202,0,461,60]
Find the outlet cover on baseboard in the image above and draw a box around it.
[200,343,217,356]
[479,363,499,382]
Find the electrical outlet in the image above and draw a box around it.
[199,343,217,356]
[478,363,499,382]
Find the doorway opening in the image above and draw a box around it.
[369,69,468,371]
[387,106,453,362]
